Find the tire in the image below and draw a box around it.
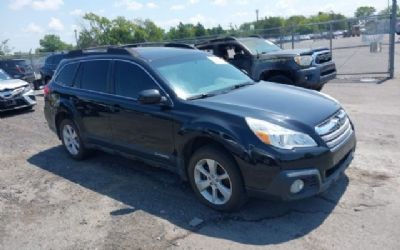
[188,146,247,211]
[267,75,294,85]
[59,119,87,160]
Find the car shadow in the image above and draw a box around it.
[27,146,348,245]
[0,107,34,118]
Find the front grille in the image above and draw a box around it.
[315,52,332,64]
[315,110,353,151]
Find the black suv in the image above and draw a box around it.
[40,53,70,84]
[44,46,356,211]
[0,59,36,84]
[195,36,337,90]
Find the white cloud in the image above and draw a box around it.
[8,0,31,10]
[189,0,199,4]
[8,0,63,10]
[234,11,250,17]
[189,14,206,24]
[170,4,185,11]
[212,0,227,6]
[236,0,249,5]
[48,17,64,31]
[146,2,158,8]
[115,0,143,11]
[69,9,84,16]
[23,22,43,34]
[31,0,63,10]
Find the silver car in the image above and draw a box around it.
[0,69,36,112]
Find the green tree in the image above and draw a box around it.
[0,39,12,55]
[355,6,376,17]
[38,34,73,52]
[206,25,225,36]
[194,23,207,37]
[77,13,164,48]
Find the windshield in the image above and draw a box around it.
[0,70,11,81]
[239,38,281,55]
[153,54,252,100]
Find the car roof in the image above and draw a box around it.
[129,47,204,62]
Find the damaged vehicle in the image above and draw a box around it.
[44,46,355,211]
[196,36,337,91]
[0,69,36,112]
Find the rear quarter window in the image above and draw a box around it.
[80,60,110,93]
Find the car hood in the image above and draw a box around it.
[261,47,329,58]
[192,82,340,127]
[0,79,29,91]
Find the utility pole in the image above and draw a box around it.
[74,29,78,48]
[256,9,259,22]
[389,0,397,78]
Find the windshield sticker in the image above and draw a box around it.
[208,56,228,65]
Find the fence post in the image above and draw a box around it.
[389,0,397,79]
[291,25,295,49]
[329,21,333,53]
[279,27,284,49]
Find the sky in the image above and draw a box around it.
[0,0,391,52]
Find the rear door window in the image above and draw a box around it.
[80,60,110,93]
[113,61,159,99]
[55,63,79,86]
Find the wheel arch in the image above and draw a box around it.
[260,69,294,82]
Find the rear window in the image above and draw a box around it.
[80,60,110,92]
[55,63,79,86]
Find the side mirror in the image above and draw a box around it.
[138,89,163,105]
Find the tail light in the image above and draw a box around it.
[44,84,51,97]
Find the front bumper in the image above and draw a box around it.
[295,62,337,90]
[238,130,356,200]
[0,90,36,112]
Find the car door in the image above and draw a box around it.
[72,60,114,146]
[108,60,175,165]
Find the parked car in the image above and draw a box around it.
[0,69,36,112]
[195,36,336,91]
[0,59,36,84]
[40,53,70,85]
[44,46,356,211]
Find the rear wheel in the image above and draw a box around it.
[267,75,294,85]
[188,146,246,211]
[59,119,87,160]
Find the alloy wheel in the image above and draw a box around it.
[194,159,232,205]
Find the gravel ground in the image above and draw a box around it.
[1,75,400,249]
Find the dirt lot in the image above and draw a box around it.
[1,75,400,249]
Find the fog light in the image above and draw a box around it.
[290,179,304,194]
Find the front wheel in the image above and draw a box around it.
[59,119,87,160]
[188,146,247,211]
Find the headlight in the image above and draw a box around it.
[245,117,317,150]
[294,55,313,66]
[22,85,32,94]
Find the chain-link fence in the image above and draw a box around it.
[172,14,395,81]
[1,13,397,82]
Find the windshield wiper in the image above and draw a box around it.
[231,82,255,89]
[187,92,216,100]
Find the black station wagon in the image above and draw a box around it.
[44,46,356,211]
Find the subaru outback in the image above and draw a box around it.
[44,46,356,211]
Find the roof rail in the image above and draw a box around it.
[122,42,196,49]
[67,46,130,57]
